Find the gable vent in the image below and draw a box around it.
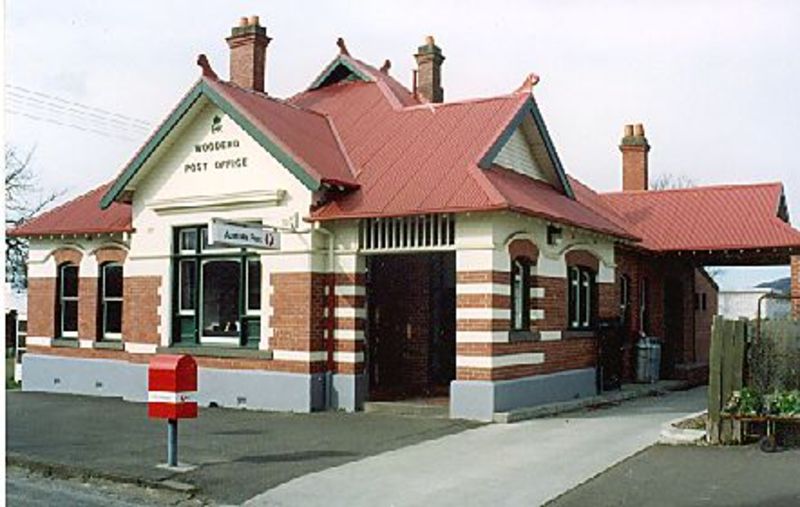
[359,214,455,252]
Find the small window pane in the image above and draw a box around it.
[248,259,261,311]
[180,229,197,252]
[580,271,590,327]
[180,260,196,311]
[569,268,579,327]
[202,260,241,336]
[61,265,79,298]
[105,301,122,335]
[62,300,78,333]
[104,265,123,298]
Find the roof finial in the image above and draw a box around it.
[516,72,540,94]
[196,54,218,80]
[336,37,350,56]
[380,59,391,74]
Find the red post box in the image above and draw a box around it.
[148,354,198,419]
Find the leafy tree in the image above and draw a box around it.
[5,146,62,289]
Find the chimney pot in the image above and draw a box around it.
[249,15,260,26]
[619,122,651,191]
[425,35,435,45]
[239,17,248,27]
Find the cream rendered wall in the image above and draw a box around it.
[27,236,129,279]
[127,101,325,348]
[456,211,616,282]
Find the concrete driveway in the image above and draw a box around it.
[245,387,706,506]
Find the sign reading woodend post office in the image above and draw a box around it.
[209,218,280,250]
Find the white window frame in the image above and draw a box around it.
[59,264,79,338]
[178,259,197,316]
[199,258,242,345]
[101,263,123,340]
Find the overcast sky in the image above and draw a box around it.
[5,1,799,289]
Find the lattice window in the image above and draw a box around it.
[359,214,455,252]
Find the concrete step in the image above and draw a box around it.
[364,400,449,419]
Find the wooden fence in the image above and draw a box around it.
[708,316,800,444]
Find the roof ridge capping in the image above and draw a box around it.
[602,181,784,196]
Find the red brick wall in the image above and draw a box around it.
[27,278,55,337]
[534,276,567,331]
[78,277,98,340]
[122,276,161,344]
[94,247,127,265]
[269,272,326,353]
[52,248,82,267]
[693,268,718,365]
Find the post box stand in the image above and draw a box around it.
[148,354,198,471]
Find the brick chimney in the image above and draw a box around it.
[414,36,445,103]
[620,123,650,191]
[226,16,271,92]
[792,255,800,319]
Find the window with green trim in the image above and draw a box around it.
[172,225,261,348]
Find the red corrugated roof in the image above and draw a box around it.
[485,168,638,240]
[599,183,800,251]
[207,79,358,187]
[8,183,131,237]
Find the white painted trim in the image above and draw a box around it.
[456,331,509,343]
[272,350,327,362]
[530,309,545,321]
[456,308,510,320]
[539,331,562,341]
[79,339,94,349]
[456,352,545,369]
[334,307,367,319]
[125,342,158,354]
[456,283,511,296]
[26,336,52,347]
[333,351,364,363]
[334,329,365,341]
[530,287,545,299]
[147,391,197,403]
[148,189,286,213]
[334,285,366,296]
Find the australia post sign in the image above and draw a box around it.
[148,355,198,419]
[209,218,280,250]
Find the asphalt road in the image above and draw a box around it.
[7,391,477,505]
[547,445,800,507]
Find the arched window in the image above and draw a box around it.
[57,263,79,338]
[100,263,123,340]
[511,257,531,331]
[568,265,596,330]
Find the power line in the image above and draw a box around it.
[6,94,152,135]
[6,109,142,143]
[6,84,153,127]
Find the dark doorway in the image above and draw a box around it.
[365,253,456,400]
[663,277,685,379]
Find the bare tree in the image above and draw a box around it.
[5,146,63,288]
[651,173,696,191]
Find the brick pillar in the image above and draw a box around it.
[78,277,98,345]
[792,255,800,319]
[330,253,366,411]
[26,278,56,341]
